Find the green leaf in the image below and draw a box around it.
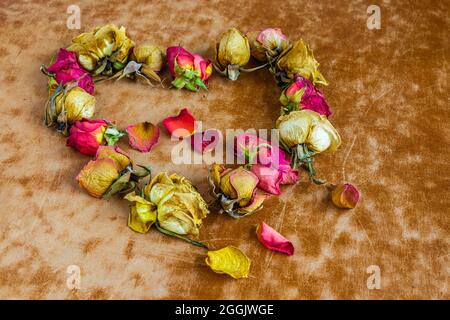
[184,80,198,92]
[194,77,207,90]
[104,126,125,145]
[171,77,186,89]
[103,171,131,199]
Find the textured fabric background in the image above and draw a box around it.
[0,0,448,299]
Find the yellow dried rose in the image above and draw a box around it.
[205,246,251,279]
[276,40,328,86]
[276,110,341,183]
[45,78,95,134]
[209,164,266,218]
[125,172,210,247]
[76,146,151,199]
[67,24,135,75]
[214,28,251,80]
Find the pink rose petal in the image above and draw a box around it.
[256,222,294,256]
[162,108,196,138]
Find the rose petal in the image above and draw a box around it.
[256,222,294,256]
[95,145,131,171]
[251,164,282,195]
[162,108,196,138]
[205,246,251,279]
[238,190,267,214]
[190,129,219,153]
[126,121,160,152]
[229,168,259,206]
[76,158,119,198]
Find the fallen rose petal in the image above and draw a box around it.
[126,121,160,152]
[205,246,251,279]
[190,129,219,153]
[256,222,294,256]
[331,183,360,209]
[162,108,196,138]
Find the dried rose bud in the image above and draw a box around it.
[276,40,328,86]
[45,78,96,134]
[209,164,267,218]
[166,46,211,91]
[131,44,166,82]
[247,28,289,62]
[76,146,151,199]
[280,76,331,117]
[331,183,360,209]
[215,28,250,80]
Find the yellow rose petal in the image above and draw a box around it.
[205,246,251,279]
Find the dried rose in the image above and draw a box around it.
[162,108,196,138]
[280,76,331,117]
[247,28,289,62]
[45,78,95,134]
[44,48,94,94]
[256,222,294,256]
[166,46,211,91]
[276,110,340,182]
[209,164,267,218]
[76,146,151,199]
[235,133,299,191]
[67,119,124,155]
[331,183,360,209]
[67,24,135,76]
[214,28,251,80]
[126,121,160,153]
[276,40,328,86]
[205,246,251,279]
[125,172,209,247]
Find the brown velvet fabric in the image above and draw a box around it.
[0,0,448,299]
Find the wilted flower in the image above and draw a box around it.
[126,121,160,152]
[67,24,135,76]
[235,133,299,194]
[162,108,196,138]
[166,46,212,91]
[205,246,251,279]
[256,222,294,256]
[45,78,95,134]
[276,110,340,182]
[125,172,209,247]
[331,183,360,209]
[247,28,289,62]
[130,44,165,82]
[67,119,124,155]
[76,146,151,199]
[214,28,253,81]
[209,164,267,218]
[276,40,328,86]
[280,76,331,117]
[43,48,94,94]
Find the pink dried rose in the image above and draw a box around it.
[162,108,196,138]
[247,28,289,62]
[331,183,360,209]
[166,46,212,91]
[235,133,299,194]
[256,222,294,256]
[46,48,94,94]
[126,121,160,153]
[66,119,124,155]
[280,76,331,117]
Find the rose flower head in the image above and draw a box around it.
[166,46,212,91]
[67,118,124,155]
[280,76,331,117]
[247,28,289,62]
[276,39,328,86]
[76,146,151,199]
[45,77,95,135]
[209,164,267,218]
[125,172,209,248]
[214,28,251,81]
